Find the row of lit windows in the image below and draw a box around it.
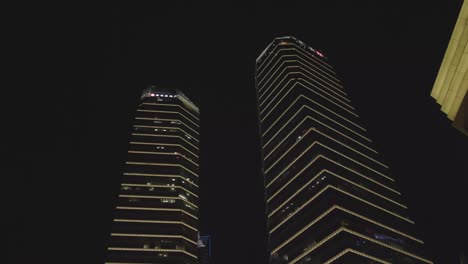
[114,218,197,232]
[135,117,199,136]
[121,182,198,198]
[134,125,199,143]
[130,141,199,159]
[128,150,198,168]
[140,102,199,121]
[116,206,198,220]
[119,194,198,209]
[123,173,198,188]
[131,133,198,151]
[107,247,197,259]
[136,109,199,128]
[111,233,197,246]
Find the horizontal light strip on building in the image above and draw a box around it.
[323,248,391,264]
[258,60,345,100]
[268,168,406,218]
[319,155,399,194]
[266,138,393,192]
[130,141,198,158]
[265,127,387,175]
[263,108,377,157]
[259,62,347,101]
[271,205,423,254]
[107,247,197,259]
[121,183,198,198]
[258,53,342,89]
[288,43,338,80]
[315,141,393,181]
[260,82,365,132]
[136,109,199,128]
[135,117,199,135]
[116,206,198,220]
[270,185,412,234]
[337,206,423,242]
[255,42,336,78]
[259,74,294,103]
[260,71,355,117]
[269,169,328,216]
[330,186,411,222]
[140,102,199,121]
[257,43,337,81]
[263,103,371,148]
[298,76,354,109]
[128,151,198,167]
[290,228,432,264]
[123,172,198,188]
[266,153,400,202]
[257,49,340,86]
[114,219,197,232]
[111,233,197,245]
[344,229,431,263]
[134,125,199,142]
[119,194,198,208]
[131,133,198,151]
[313,128,387,168]
[259,66,348,106]
[125,161,198,178]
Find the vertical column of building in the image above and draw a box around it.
[104,86,200,264]
[255,37,432,263]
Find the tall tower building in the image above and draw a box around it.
[104,86,200,264]
[255,36,433,264]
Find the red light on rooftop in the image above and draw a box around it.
[315,50,324,57]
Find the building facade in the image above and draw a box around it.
[431,0,468,136]
[255,36,433,263]
[104,86,200,264]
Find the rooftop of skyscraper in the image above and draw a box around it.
[256,36,328,64]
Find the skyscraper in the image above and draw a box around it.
[104,86,200,264]
[255,36,433,264]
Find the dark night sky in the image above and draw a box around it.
[8,1,468,264]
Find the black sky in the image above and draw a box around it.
[8,1,468,264]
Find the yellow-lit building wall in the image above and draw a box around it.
[431,0,468,135]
